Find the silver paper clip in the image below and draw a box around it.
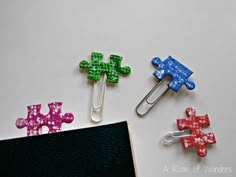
[162,130,190,145]
[136,56,196,116]
[135,77,170,116]
[90,74,106,123]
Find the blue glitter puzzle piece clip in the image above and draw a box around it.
[152,56,195,92]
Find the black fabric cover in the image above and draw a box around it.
[0,121,136,177]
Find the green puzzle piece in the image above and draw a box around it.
[105,54,131,83]
[80,52,105,81]
[79,52,131,83]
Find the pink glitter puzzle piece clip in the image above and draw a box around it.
[45,102,74,133]
[16,104,45,136]
[16,102,74,136]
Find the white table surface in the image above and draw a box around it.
[0,0,235,176]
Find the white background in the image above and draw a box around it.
[0,0,235,176]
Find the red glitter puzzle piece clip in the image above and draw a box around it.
[177,107,216,157]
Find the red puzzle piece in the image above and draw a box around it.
[177,107,216,157]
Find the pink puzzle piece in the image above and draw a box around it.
[177,107,216,157]
[45,102,74,133]
[16,104,46,136]
[16,102,74,136]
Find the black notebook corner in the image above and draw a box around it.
[0,121,136,177]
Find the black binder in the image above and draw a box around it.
[0,121,136,177]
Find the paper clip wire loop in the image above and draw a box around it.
[90,74,106,122]
[135,79,169,116]
[162,130,190,145]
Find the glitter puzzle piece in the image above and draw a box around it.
[16,102,74,136]
[80,52,131,83]
[16,104,46,136]
[45,102,74,133]
[105,54,131,83]
[177,107,216,157]
[79,52,105,81]
[152,56,195,92]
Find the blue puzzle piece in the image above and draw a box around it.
[152,56,195,92]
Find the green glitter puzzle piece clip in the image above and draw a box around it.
[79,52,105,81]
[105,54,131,83]
[79,52,131,83]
